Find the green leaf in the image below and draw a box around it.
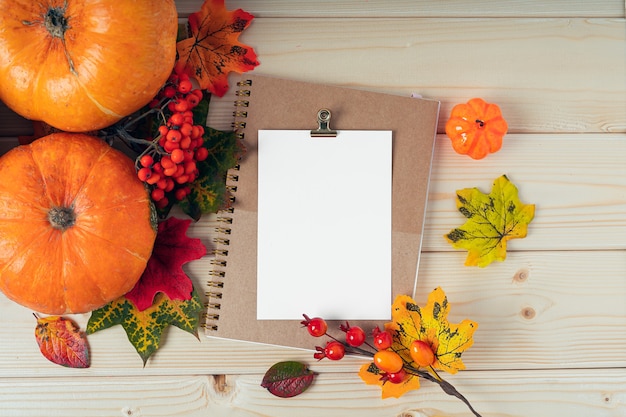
[261,361,316,398]
[87,289,203,365]
[444,175,535,267]
[178,127,244,219]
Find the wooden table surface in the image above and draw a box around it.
[1,1,625,416]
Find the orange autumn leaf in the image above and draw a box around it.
[34,315,90,368]
[358,362,421,399]
[176,0,259,97]
[388,288,477,374]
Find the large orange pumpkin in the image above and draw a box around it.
[0,0,178,132]
[0,133,157,314]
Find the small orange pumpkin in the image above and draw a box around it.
[445,98,508,160]
[0,133,157,314]
[0,0,178,132]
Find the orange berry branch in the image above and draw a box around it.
[301,312,482,417]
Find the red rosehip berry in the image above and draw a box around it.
[301,314,328,337]
[372,326,394,350]
[340,322,366,347]
[313,341,345,361]
[382,368,407,384]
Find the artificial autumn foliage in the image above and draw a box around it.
[176,0,260,97]
[445,98,508,160]
[35,315,90,368]
[388,289,477,374]
[125,217,207,311]
[283,288,481,415]
[0,0,259,366]
[445,175,535,267]
[261,361,316,398]
[0,0,178,132]
[87,290,203,365]
[359,288,477,399]
[88,216,206,363]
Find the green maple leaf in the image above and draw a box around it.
[86,289,203,365]
[444,175,535,267]
[178,126,243,220]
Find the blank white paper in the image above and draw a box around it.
[257,129,392,320]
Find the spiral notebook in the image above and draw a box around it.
[204,74,440,350]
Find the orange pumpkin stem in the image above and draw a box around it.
[48,206,76,231]
[43,7,69,39]
[475,119,485,128]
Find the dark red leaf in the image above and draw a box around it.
[261,361,316,398]
[125,217,206,311]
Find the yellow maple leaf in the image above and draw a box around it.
[358,288,478,399]
[388,288,477,375]
[445,174,535,267]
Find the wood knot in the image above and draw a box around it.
[120,407,140,417]
[521,307,536,320]
[513,268,530,283]
[212,374,230,394]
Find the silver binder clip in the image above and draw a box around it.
[310,108,337,137]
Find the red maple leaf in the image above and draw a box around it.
[125,217,207,311]
[176,0,259,97]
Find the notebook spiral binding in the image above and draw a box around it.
[204,79,251,332]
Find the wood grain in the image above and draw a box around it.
[0,1,623,416]
[0,249,623,377]
[0,370,624,417]
[424,133,626,251]
[176,1,626,18]
[230,17,626,134]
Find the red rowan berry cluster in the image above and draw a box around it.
[134,71,210,209]
[301,314,437,386]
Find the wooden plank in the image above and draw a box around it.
[185,133,626,252]
[175,1,626,18]
[423,133,626,251]
[0,369,624,417]
[0,249,623,377]
[2,18,624,136]
[222,17,625,134]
